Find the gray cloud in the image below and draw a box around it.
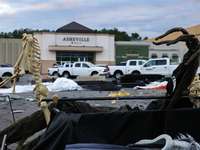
[0,0,200,39]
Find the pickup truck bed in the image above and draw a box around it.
[48,65,63,76]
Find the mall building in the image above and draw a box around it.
[34,22,115,73]
[0,22,200,74]
[114,41,179,64]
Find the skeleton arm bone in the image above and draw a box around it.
[13,52,24,73]
[153,40,172,45]
[166,34,195,46]
[0,48,25,91]
[155,27,189,41]
[12,51,25,93]
[166,35,200,65]
[153,34,194,46]
[184,48,200,65]
[154,34,200,66]
[0,73,18,88]
[20,37,32,76]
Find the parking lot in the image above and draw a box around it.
[15,74,115,85]
[0,73,167,149]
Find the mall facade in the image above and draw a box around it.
[34,22,115,73]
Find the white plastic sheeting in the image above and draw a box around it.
[133,133,200,150]
[0,78,83,93]
[133,81,168,89]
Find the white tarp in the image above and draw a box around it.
[0,78,83,93]
[133,81,168,89]
[133,133,200,150]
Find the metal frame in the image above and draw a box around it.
[1,95,15,122]
[41,95,191,102]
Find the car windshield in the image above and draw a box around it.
[87,62,95,67]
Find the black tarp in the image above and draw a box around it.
[33,108,200,150]
[76,81,121,91]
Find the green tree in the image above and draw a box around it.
[131,33,142,41]
[143,37,148,41]
[94,28,148,41]
[0,28,148,41]
[94,28,131,41]
[0,28,53,39]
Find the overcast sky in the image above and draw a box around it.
[1,0,200,39]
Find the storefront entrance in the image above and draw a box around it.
[56,51,94,65]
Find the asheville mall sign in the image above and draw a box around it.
[56,35,95,46]
[63,37,90,44]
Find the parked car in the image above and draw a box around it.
[58,62,108,78]
[95,64,110,77]
[0,63,20,81]
[141,58,179,77]
[48,65,63,76]
[108,59,147,79]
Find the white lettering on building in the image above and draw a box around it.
[63,37,89,44]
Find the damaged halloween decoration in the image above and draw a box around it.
[189,73,200,107]
[0,33,58,125]
[153,27,200,133]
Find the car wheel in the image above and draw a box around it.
[131,71,140,75]
[114,71,123,79]
[91,71,98,76]
[2,73,13,82]
[2,73,12,77]
[53,72,59,77]
[63,72,70,78]
[106,73,110,78]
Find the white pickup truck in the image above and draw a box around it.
[0,63,14,77]
[58,62,108,78]
[108,59,147,79]
[141,58,179,77]
[48,65,63,76]
[0,63,17,81]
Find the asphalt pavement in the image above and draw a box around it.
[0,74,167,149]
[4,74,167,111]
[16,74,115,85]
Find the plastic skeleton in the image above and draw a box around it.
[0,33,57,124]
[189,73,200,107]
[153,27,200,106]
[132,133,200,150]
[153,28,200,133]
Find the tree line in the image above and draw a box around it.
[0,28,148,41]
[0,28,53,39]
[94,28,148,41]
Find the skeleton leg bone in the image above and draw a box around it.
[184,48,200,65]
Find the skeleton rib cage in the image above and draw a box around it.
[0,33,53,125]
[24,36,42,85]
